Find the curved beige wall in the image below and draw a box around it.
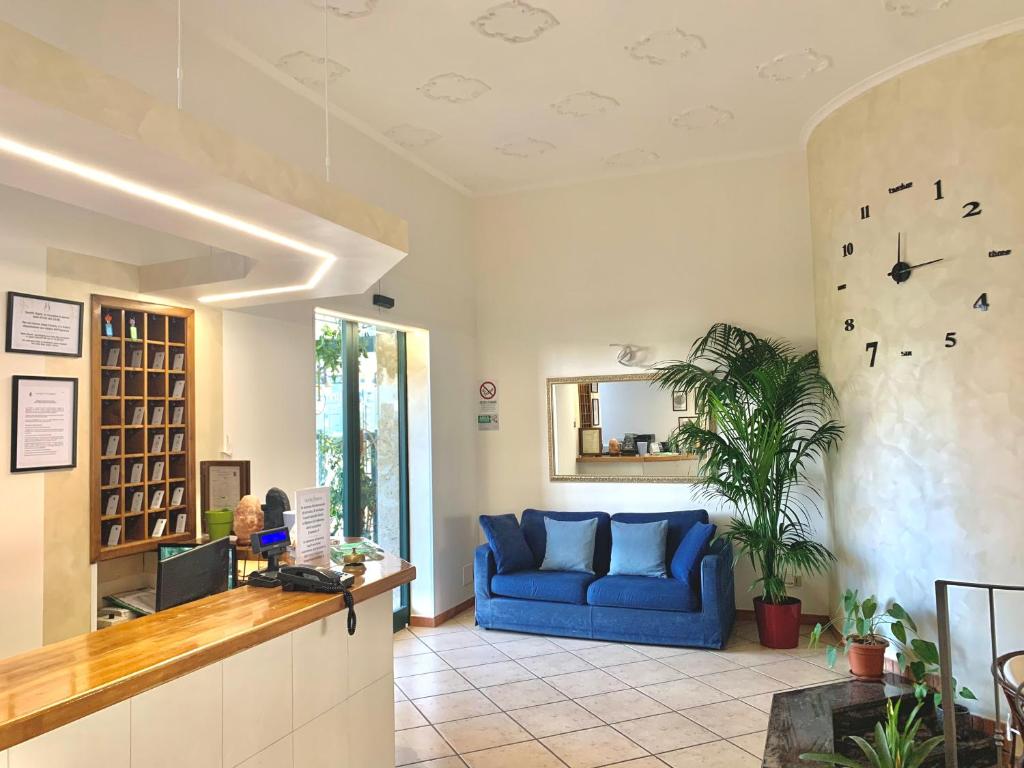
[808,31,1024,712]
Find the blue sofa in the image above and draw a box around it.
[475,509,735,649]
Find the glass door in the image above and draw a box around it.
[315,313,410,628]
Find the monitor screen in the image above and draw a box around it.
[255,528,289,548]
[156,537,231,612]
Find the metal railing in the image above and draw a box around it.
[935,579,1024,768]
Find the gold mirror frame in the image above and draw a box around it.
[546,373,699,484]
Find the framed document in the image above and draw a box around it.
[578,427,603,457]
[6,293,84,357]
[11,376,78,472]
[200,460,251,512]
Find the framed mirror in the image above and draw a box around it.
[546,374,703,483]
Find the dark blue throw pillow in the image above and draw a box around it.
[670,521,716,586]
[479,514,534,574]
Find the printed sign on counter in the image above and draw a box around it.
[294,486,331,566]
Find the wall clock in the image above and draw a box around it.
[835,178,1011,367]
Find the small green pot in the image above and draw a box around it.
[204,508,234,540]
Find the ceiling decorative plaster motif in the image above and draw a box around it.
[418,72,492,103]
[307,0,379,19]
[276,50,348,89]
[496,138,556,158]
[471,0,559,43]
[883,0,952,15]
[670,105,735,130]
[757,49,832,82]
[551,90,620,118]
[384,124,441,149]
[626,28,706,65]
[605,149,661,167]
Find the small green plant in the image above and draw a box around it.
[800,698,944,768]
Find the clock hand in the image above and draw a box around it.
[904,257,944,271]
[897,232,902,264]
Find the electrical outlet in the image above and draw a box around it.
[785,574,802,588]
[462,563,473,586]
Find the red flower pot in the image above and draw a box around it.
[754,596,802,649]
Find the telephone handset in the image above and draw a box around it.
[279,565,357,635]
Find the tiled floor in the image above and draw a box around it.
[393,610,847,767]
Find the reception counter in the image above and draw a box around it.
[0,550,414,767]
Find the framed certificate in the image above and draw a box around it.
[6,292,84,357]
[200,460,251,512]
[11,376,78,472]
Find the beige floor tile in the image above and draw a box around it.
[602,758,670,767]
[396,684,408,702]
[627,644,697,660]
[661,653,739,676]
[573,644,648,667]
[709,644,795,668]
[605,660,686,687]
[637,678,731,710]
[459,660,536,688]
[574,689,670,724]
[414,690,501,724]
[398,670,474,699]
[517,651,595,678]
[479,678,566,710]
[613,712,717,753]
[396,637,434,657]
[678,700,769,738]
[548,637,610,651]
[472,628,536,644]
[397,652,453,678]
[751,659,844,688]
[435,713,533,754]
[729,730,767,759]
[405,758,468,768]
[396,628,416,641]
[695,668,789,698]
[542,725,648,768]
[508,700,604,738]
[410,622,472,637]
[395,725,456,766]
[739,692,776,713]
[462,739,567,768]
[545,669,631,698]
[421,631,489,652]
[659,739,760,768]
[438,644,511,669]
[396,700,430,730]
[497,637,565,659]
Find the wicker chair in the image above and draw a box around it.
[995,651,1024,767]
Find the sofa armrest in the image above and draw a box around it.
[700,538,736,644]
[474,544,496,600]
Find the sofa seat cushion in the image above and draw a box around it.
[492,570,597,605]
[587,575,698,613]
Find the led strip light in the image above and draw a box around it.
[0,133,336,303]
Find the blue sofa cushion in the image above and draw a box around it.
[587,574,699,613]
[610,510,709,565]
[540,517,598,573]
[609,519,668,578]
[521,510,613,575]
[479,514,534,574]
[492,569,596,605]
[671,521,717,586]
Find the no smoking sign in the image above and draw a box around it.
[478,380,499,431]
[479,381,497,400]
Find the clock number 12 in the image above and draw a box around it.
[865,341,879,368]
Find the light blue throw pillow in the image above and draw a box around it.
[609,519,668,578]
[540,517,598,573]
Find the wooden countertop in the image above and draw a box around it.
[0,549,414,751]
[576,453,694,463]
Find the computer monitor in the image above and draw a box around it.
[158,541,238,589]
[156,537,231,612]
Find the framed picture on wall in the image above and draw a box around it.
[578,427,602,457]
[11,375,78,472]
[589,382,599,393]
[591,398,600,426]
[6,292,84,357]
[200,460,252,513]
[678,416,695,428]
[672,388,688,412]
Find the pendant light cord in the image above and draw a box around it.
[323,1,331,183]
[176,0,183,109]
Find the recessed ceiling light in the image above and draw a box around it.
[0,133,336,303]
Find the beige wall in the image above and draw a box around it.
[474,152,830,613]
[808,31,1024,713]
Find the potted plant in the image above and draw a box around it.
[809,590,917,680]
[654,324,842,648]
[897,632,976,734]
[800,698,944,767]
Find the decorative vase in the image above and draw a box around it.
[233,494,263,545]
[203,508,233,540]
[847,638,889,680]
[754,596,802,649]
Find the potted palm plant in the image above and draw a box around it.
[654,324,842,648]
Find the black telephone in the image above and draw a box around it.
[279,565,358,634]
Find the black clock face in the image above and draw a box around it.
[837,178,1012,368]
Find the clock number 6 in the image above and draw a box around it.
[865,341,879,368]
[945,332,957,348]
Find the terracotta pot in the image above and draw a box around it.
[754,597,802,649]
[847,638,889,680]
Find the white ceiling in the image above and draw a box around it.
[189,0,1024,196]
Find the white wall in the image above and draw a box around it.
[598,380,678,446]
[474,152,829,613]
